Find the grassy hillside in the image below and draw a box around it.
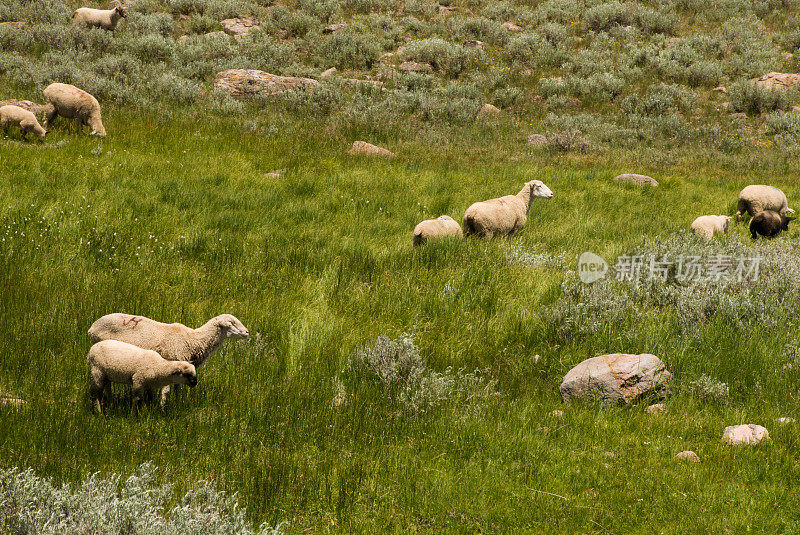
[4,0,800,533]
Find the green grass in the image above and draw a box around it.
[3,107,800,533]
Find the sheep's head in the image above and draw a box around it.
[172,362,197,387]
[217,314,249,339]
[114,5,127,18]
[782,215,796,231]
[527,180,553,200]
[722,215,732,233]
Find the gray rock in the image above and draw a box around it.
[559,353,671,405]
[614,174,658,187]
[323,23,347,34]
[399,61,433,73]
[348,141,396,158]
[220,17,260,36]
[721,424,769,445]
[645,403,665,414]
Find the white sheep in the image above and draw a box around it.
[412,215,463,246]
[42,83,106,136]
[736,185,793,223]
[72,5,127,31]
[0,105,47,141]
[88,340,197,414]
[462,180,553,238]
[690,215,731,241]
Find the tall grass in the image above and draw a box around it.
[1,107,800,532]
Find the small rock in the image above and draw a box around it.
[614,174,658,187]
[464,39,484,49]
[645,403,665,414]
[323,23,347,34]
[664,37,681,47]
[548,410,563,418]
[348,141,396,158]
[712,86,727,94]
[220,17,260,36]
[503,21,522,31]
[479,103,501,115]
[792,106,800,113]
[320,67,338,78]
[527,134,548,147]
[721,424,769,445]
[379,52,396,63]
[560,353,671,405]
[399,61,433,73]
[266,168,286,178]
[675,450,700,462]
[777,417,796,424]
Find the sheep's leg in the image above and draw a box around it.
[160,385,171,407]
[89,368,107,414]
[75,118,83,135]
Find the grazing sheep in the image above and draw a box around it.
[413,215,463,246]
[88,313,248,399]
[0,99,54,125]
[0,105,47,141]
[72,5,127,31]
[749,210,795,239]
[462,180,553,238]
[42,83,106,137]
[88,340,197,414]
[690,215,731,241]
[736,185,792,223]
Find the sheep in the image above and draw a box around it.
[735,185,793,223]
[690,215,731,241]
[0,105,47,141]
[42,83,106,137]
[462,180,553,238]
[88,340,197,414]
[0,99,54,125]
[88,313,249,399]
[72,5,127,31]
[412,215,463,246]
[749,210,795,240]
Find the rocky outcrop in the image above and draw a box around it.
[559,353,671,404]
[214,69,320,98]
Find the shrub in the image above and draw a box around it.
[343,332,497,413]
[690,374,730,402]
[583,2,630,32]
[0,462,285,535]
[403,38,476,77]
[127,12,175,36]
[299,0,341,23]
[729,80,788,115]
[508,32,566,69]
[318,32,382,70]
[342,0,398,14]
[765,111,800,154]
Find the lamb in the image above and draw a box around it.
[0,99,53,125]
[412,215,463,246]
[462,180,553,238]
[690,215,731,241]
[42,83,106,136]
[0,105,47,141]
[88,340,197,414]
[749,210,795,239]
[72,5,127,31]
[736,185,793,223]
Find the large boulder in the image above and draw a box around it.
[559,353,671,404]
[214,69,320,99]
[721,424,769,445]
[751,72,800,90]
[614,173,658,187]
